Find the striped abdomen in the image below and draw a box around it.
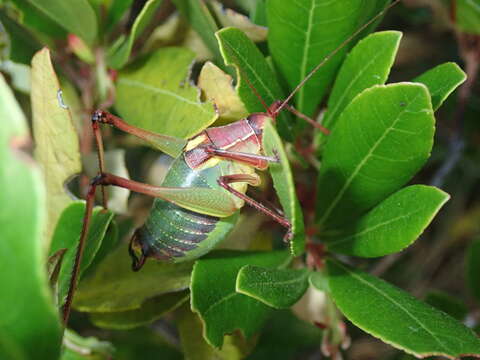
[130,156,238,267]
[137,200,219,260]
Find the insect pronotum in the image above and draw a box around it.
[63,0,400,325]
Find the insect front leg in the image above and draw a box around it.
[217,174,292,241]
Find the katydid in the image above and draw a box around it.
[63,0,400,324]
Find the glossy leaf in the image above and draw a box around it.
[172,0,221,61]
[248,310,322,360]
[324,185,449,257]
[74,242,192,312]
[107,0,163,69]
[49,201,114,307]
[262,120,305,255]
[455,0,480,34]
[0,74,62,360]
[176,305,255,360]
[322,31,402,135]
[0,10,42,64]
[317,83,435,229]
[425,291,468,321]
[236,265,310,308]
[89,291,189,329]
[215,27,292,139]
[267,0,390,116]
[31,48,82,242]
[191,250,291,348]
[466,238,480,303]
[115,47,217,139]
[15,0,97,44]
[327,259,480,358]
[413,62,467,111]
[61,330,114,360]
[197,61,248,124]
[82,221,119,278]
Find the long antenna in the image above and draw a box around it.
[275,0,401,116]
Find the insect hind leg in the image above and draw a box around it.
[217,174,292,241]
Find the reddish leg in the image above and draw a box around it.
[63,174,101,325]
[268,100,330,135]
[205,145,279,169]
[63,171,244,324]
[91,110,186,157]
[283,104,330,135]
[217,174,292,240]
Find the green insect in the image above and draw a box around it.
[63,1,399,324]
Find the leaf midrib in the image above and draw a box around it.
[326,47,389,125]
[326,209,422,246]
[118,78,211,114]
[222,39,277,105]
[318,91,422,226]
[334,261,452,354]
[297,0,316,112]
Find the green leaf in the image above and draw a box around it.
[455,0,480,34]
[61,329,114,360]
[172,0,221,61]
[105,0,134,33]
[191,250,291,348]
[0,10,42,64]
[215,27,292,139]
[327,259,480,358]
[89,291,189,329]
[0,74,62,360]
[267,0,390,116]
[466,238,480,303]
[322,31,402,135]
[262,120,305,255]
[107,0,163,69]
[176,305,256,360]
[247,310,322,360]
[49,201,114,307]
[110,328,182,360]
[31,48,82,242]
[413,62,467,111]
[309,269,329,292]
[236,265,310,308]
[9,0,66,39]
[74,242,193,312]
[82,221,119,278]
[324,185,450,257]
[316,83,435,229]
[15,0,97,44]
[115,47,217,139]
[425,291,468,321]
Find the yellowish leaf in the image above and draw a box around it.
[31,48,81,243]
[198,61,248,124]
